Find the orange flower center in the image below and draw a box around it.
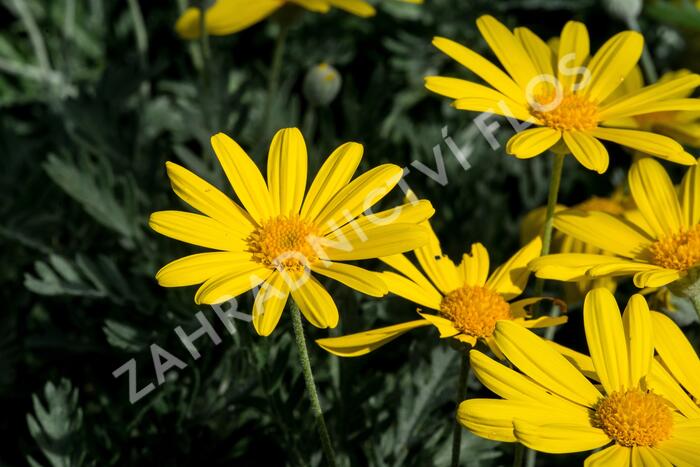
[594,389,673,447]
[576,196,625,215]
[649,224,700,271]
[247,215,321,272]
[439,285,512,338]
[530,92,599,131]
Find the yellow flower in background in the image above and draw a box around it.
[650,311,700,418]
[460,288,700,465]
[425,15,700,173]
[521,190,631,302]
[531,157,700,288]
[150,128,434,336]
[316,230,567,357]
[613,68,700,147]
[176,0,376,39]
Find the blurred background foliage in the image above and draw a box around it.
[1,0,698,465]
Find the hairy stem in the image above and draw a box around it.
[450,349,470,467]
[290,302,337,467]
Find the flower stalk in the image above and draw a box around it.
[532,152,566,305]
[290,300,337,467]
[451,348,470,467]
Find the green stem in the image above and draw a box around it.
[197,0,212,137]
[290,302,337,467]
[198,0,211,71]
[625,17,658,83]
[513,444,525,467]
[532,153,566,301]
[450,350,470,467]
[262,22,290,136]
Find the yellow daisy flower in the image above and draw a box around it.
[176,0,376,39]
[521,190,631,302]
[316,229,567,357]
[460,288,700,465]
[530,156,700,289]
[425,15,700,173]
[150,127,434,336]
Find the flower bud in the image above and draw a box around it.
[303,63,342,107]
[602,0,642,22]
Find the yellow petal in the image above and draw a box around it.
[680,161,700,227]
[493,320,602,407]
[515,27,555,77]
[622,295,653,386]
[252,272,289,336]
[453,96,535,122]
[458,399,590,443]
[328,200,435,241]
[424,77,523,112]
[149,211,246,251]
[531,253,648,282]
[325,0,375,17]
[470,350,582,410]
[514,420,610,454]
[174,0,283,39]
[520,315,568,329]
[633,269,682,288]
[312,261,388,297]
[380,253,438,294]
[562,131,609,174]
[583,288,629,393]
[431,36,525,105]
[165,162,255,236]
[156,251,252,287]
[629,157,684,237]
[582,31,643,103]
[632,446,674,467]
[476,15,540,93]
[584,445,631,466]
[418,312,460,338]
[599,73,700,120]
[210,133,275,222]
[288,0,331,13]
[301,142,363,222]
[315,319,430,357]
[656,439,700,466]
[590,128,696,166]
[414,222,455,294]
[486,236,541,300]
[267,128,307,216]
[506,127,562,159]
[553,210,653,259]
[314,164,403,234]
[548,341,598,381]
[459,243,490,286]
[648,360,700,418]
[290,275,338,329]
[195,263,272,304]
[321,223,429,261]
[381,271,442,310]
[651,311,700,399]
[557,21,589,91]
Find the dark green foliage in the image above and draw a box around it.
[1,0,697,465]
